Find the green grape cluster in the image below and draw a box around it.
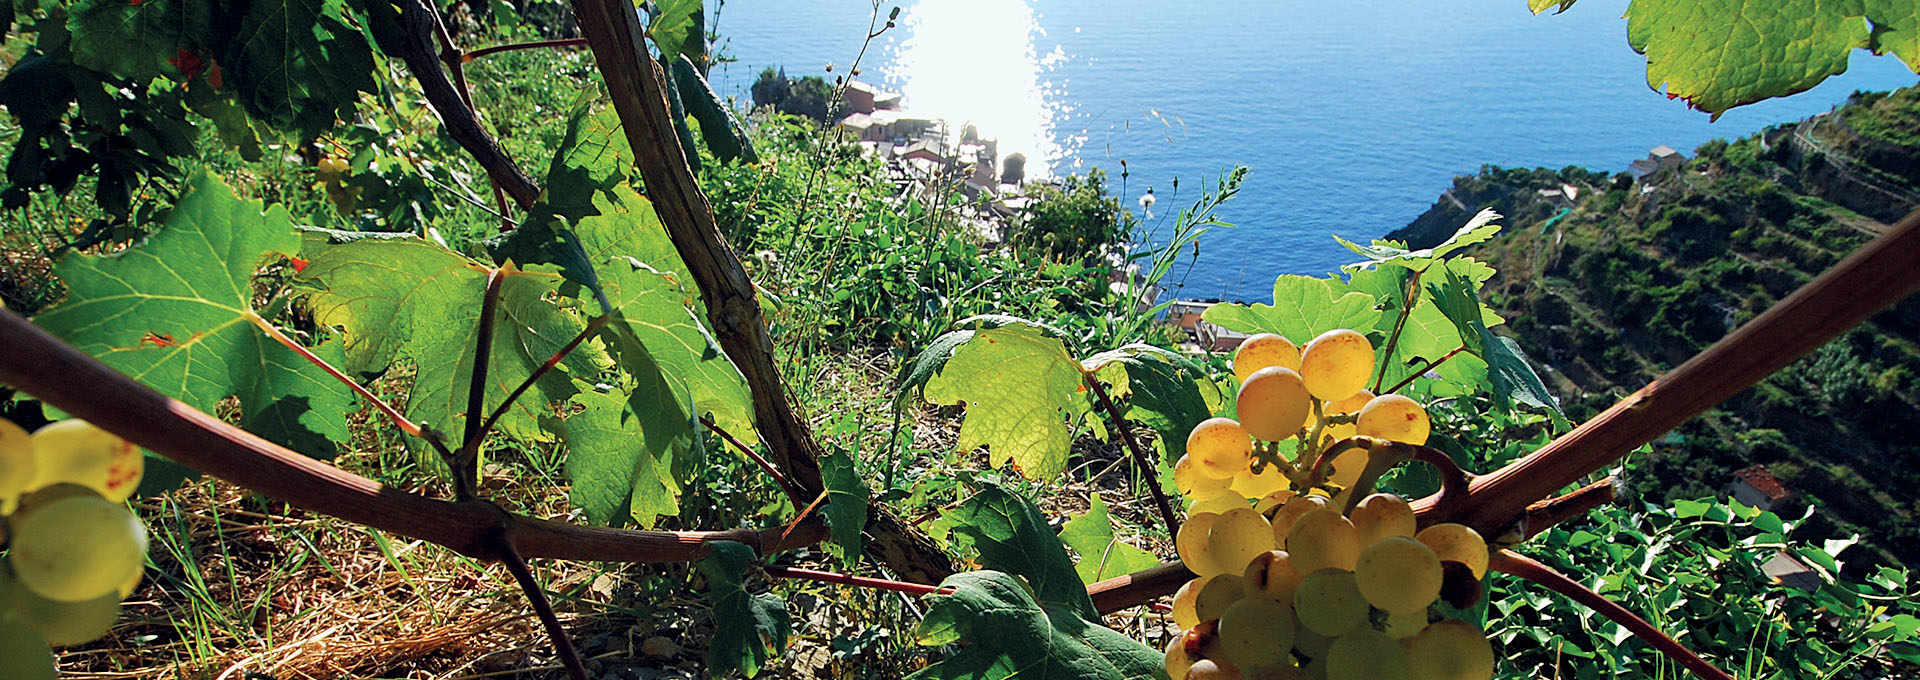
[1165,330,1493,680]
[0,418,148,660]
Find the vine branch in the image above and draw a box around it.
[1082,372,1181,536]
[492,523,590,680]
[384,0,539,209]
[1491,549,1734,680]
[702,415,806,511]
[764,564,952,597]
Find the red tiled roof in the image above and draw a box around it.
[1734,465,1792,500]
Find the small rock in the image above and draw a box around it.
[641,635,680,658]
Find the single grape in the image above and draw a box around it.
[1186,659,1244,680]
[1244,550,1304,602]
[1406,620,1495,680]
[1191,488,1251,516]
[14,585,123,646]
[1354,537,1443,613]
[1292,569,1368,637]
[1208,508,1277,575]
[1356,394,1430,445]
[1299,329,1374,402]
[1195,574,1250,624]
[1416,524,1489,578]
[1292,609,1334,659]
[1179,513,1226,577]
[1268,495,1328,546]
[1177,455,1233,497]
[1189,418,1254,480]
[1237,367,1313,442]
[1230,461,1290,500]
[1171,575,1215,630]
[1326,629,1411,680]
[1234,333,1303,383]
[1218,598,1296,670]
[0,419,35,508]
[1285,509,1361,574]
[1165,634,1196,679]
[29,420,142,503]
[1350,493,1417,546]
[1383,608,1428,639]
[9,493,148,602]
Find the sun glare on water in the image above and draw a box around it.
[886,0,1066,178]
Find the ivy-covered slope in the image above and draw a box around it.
[1386,86,1920,569]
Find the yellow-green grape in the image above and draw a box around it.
[1244,550,1304,602]
[0,419,34,508]
[1208,508,1276,575]
[1285,509,1361,574]
[1383,608,1428,639]
[1326,629,1411,680]
[1172,575,1216,630]
[1356,394,1430,445]
[1292,569,1368,637]
[1178,513,1226,577]
[1218,598,1296,670]
[1195,574,1250,624]
[8,579,123,646]
[1249,664,1310,680]
[1268,495,1328,545]
[1187,659,1244,680]
[1350,493,1417,546]
[1415,524,1489,579]
[29,420,142,503]
[1237,367,1313,442]
[1234,333,1302,383]
[1254,488,1296,516]
[1177,454,1233,497]
[1230,461,1289,500]
[1354,537,1443,613]
[9,493,147,602]
[1165,634,1195,679]
[1191,487,1250,516]
[1406,620,1495,680]
[316,155,349,176]
[1292,609,1334,659]
[1299,329,1374,402]
[1189,418,1255,480]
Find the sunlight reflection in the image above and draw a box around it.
[886,0,1065,177]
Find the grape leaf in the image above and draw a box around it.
[905,571,1167,680]
[1058,494,1162,584]
[1595,0,1920,116]
[820,448,869,566]
[66,0,198,81]
[946,484,1100,622]
[647,0,704,65]
[698,541,788,679]
[220,0,379,136]
[897,328,975,407]
[1483,333,1564,415]
[923,324,1092,480]
[545,376,692,528]
[1201,274,1378,347]
[31,173,353,461]
[297,235,609,454]
[1082,344,1215,464]
[1337,208,1501,271]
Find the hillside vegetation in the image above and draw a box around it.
[1387,87,1920,568]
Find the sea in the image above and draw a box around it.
[704,0,1919,301]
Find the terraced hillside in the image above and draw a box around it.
[1387,87,1920,570]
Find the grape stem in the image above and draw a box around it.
[1082,371,1182,537]
[383,0,539,210]
[1490,549,1734,680]
[492,521,591,680]
[473,313,617,445]
[1381,344,1466,395]
[247,313,421,437]
[1370,266,1425,393]
[451,267,507,501]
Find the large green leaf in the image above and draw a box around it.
[1336,209,1501,271]
[946,484,1100,622]
[1541,0,1920,116]
[698,541,789,679]
[820,448,869,566]
[924,324,1092,480]
[647,0,704,65]
[1058,494,1162,585]
[297,236,608,453]
[32,173,353,461]
[66,0,200,81]
[1082,344,1215,464]
[545,376,692,528]
[1201,274,1378,347]
[906,571,1167,680]
[220,0,379,136]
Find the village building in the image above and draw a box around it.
[1629,145,1687,182]
[841,80,902,115]
[1727,465,1794,511]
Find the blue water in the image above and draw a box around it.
[706,0,1918,301]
